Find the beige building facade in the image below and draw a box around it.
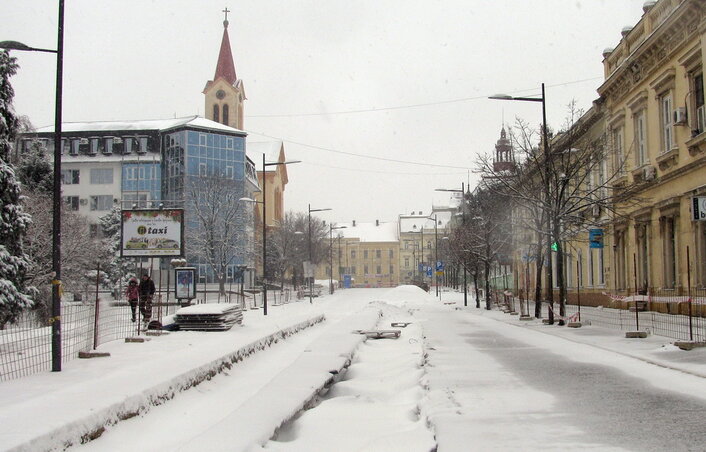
[598,0,706,293]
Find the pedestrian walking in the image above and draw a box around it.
[138,273,156,325]
[125,277,140,322]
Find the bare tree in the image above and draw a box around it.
[477,101,643,323]
[185,175,249,295]
[22,190,108,317]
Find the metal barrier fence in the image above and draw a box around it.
[502,292,706,343]
[0,286,306,382]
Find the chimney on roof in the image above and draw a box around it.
[352,220,356,227]
[418,211,422,215]
[376,220,379,226]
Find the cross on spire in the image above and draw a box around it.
[222,7,230,25]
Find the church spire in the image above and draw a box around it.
[214,8,237,86]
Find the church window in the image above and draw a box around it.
[222,104,229,125]
[213,104,219,123]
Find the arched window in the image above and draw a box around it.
[222,104,229,125]
[213,104,219,123]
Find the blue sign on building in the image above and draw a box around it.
[589,228,604,249]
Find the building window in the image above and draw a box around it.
[90,195,113,211]
[614,230,627,290]
[691,72,705,135]
[389,265,394,274]
[389,250,394,258]
[138,137,148,153]
[598,247,605,286]
[661,216,678,288]
[199,163,207,177]
[199,134,207,146]
[588,248,595,287]
[404,257,409,268]
[364,265,368,275]
[104,137,113,154]
[213,104,219,123]
[63,196,79,211]
[351,250,356,259]
[696,221,706,287]
[376,265,381,274]
[427,240,432,249]
[659,92,673,153]
[90,168,113,184]
[351,266,356,275]
[636,222,650,290]
[123,192,148,209]
[225,166,233,178]
[612,126,625,175]
[124,137,133,154]
[70,139,80,155]
[89,138,99,154]
[376,250,381,259]
[634,110,647,166]
[222,104,229,125]
[364,250,368,259]
[61,169,80,184]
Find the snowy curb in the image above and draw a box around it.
[7,314,326,452]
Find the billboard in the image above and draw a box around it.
[120,209,184,257]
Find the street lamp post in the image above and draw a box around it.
[436,184,467,306]
[1,1,65,371]
[329,224,347,294]
[239,155,298,316]
[490,83,552,317]
[308,204,332,303]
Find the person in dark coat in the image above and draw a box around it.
[138,274,156,323]
[125,277,140,322]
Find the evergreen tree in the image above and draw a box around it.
[17,141,54,194]
[0,50,34,326]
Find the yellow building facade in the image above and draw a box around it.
[598,0,706,293]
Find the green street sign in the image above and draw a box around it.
[551,242,558,251]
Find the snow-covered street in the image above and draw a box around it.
[3,286,706,452]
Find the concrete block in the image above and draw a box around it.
[519,315,533,321]
[625,331,647,338]
[125,337,150,343]
[674,341,706,351]
[78,351,111,359]
[567,322,582,328]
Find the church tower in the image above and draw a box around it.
[203,8,245,129]
[492,127,515,173]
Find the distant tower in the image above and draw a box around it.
[203,8,246,129]
[492,127,515,173]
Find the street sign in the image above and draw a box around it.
[692,196,706,220]
[589,228,604,249]
[436,261,444,271]
[426,267,432,277]
[303,261,315,278]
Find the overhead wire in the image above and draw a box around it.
[247,76,603,118]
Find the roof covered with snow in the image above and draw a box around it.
[334,221,398,242]
[246,141,284,171]
[35,116,246,135]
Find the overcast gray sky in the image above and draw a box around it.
[3,0,647,225]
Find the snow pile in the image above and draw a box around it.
[375,285,437,308]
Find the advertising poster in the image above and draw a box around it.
[121,209,184,257]
[175,267,196,299]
